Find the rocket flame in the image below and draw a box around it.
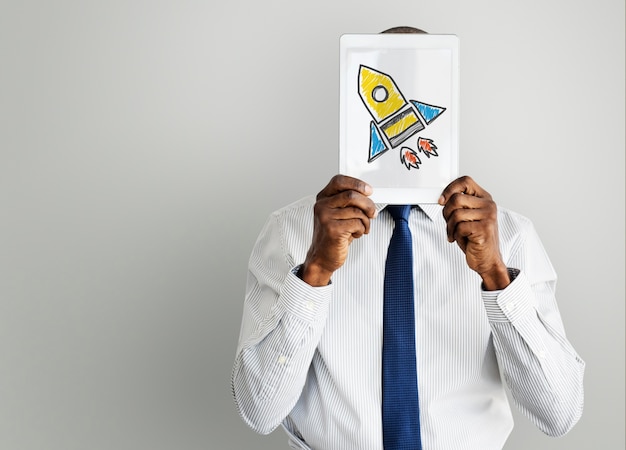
[400,147,421,170]
[418,137,439,158]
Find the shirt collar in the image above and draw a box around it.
[375,203,443,223]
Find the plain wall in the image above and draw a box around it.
[1,0,623,449]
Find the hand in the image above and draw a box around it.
[439,176,510,291]
[301,175,377,287]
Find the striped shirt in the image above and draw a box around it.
[232,196,585,449]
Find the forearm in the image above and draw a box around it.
[483,271,585,436]
[232,268,332,434]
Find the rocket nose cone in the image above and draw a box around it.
[358,65,407,123]
[358,65,391,88]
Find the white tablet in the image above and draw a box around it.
[339,34,459,204]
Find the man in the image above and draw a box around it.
[231,27,584,450]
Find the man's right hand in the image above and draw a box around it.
[301,175,377,287]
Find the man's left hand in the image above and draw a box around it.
[439,176,510,291]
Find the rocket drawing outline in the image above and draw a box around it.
[357,65,446,170]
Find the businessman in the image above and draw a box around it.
[232,26,584,450]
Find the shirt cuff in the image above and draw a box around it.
[482,269,535,323]
[277,265,333,323]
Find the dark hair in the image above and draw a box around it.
[381,26,427,34]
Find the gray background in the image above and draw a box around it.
[1,0,623,449]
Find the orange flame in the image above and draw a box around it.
[418,137,439,158]
[400,147,421,170]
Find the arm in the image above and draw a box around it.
[439,176,584,436]
[231,211,333,434]
[231,176,377,434]
[481,229,585,436]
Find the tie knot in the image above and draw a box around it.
[387,205,411,223]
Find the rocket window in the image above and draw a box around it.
[372,86,388,103]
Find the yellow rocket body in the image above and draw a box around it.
[358,65,425,148]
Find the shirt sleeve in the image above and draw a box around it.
[481,220,585,437]
[231,212,332,435]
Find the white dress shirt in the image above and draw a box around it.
[232,196,584,450]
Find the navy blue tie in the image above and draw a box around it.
[382,205,422,450]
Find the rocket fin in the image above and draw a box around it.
[411,101,446,124]
[368,122,388,162]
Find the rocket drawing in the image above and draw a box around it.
[358,65,446,170]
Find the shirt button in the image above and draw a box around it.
[277,355,287,365]
[504,301,516,313]
[538,350,547,359]
[305,300,315,311]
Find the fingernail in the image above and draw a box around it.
[438,195,445,205]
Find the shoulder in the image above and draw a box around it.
[497,206,556,282]
[261,196,315,254]
[267,195,316,231]
[497,206,534,235]
[249,196,316,268]
[270,195,315,218]
[497,206,538,256]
